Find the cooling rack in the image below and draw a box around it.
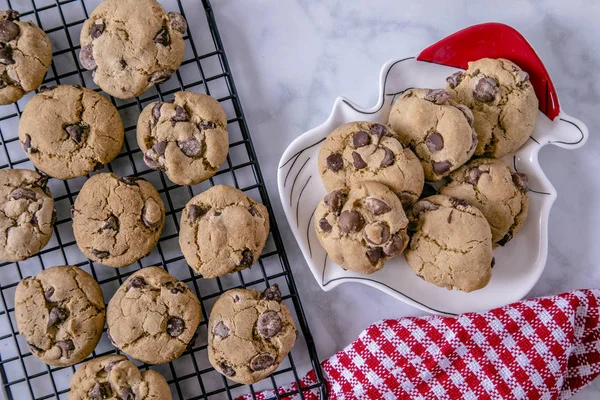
[0,0,326,398]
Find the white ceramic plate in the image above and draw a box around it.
[277,44,588,315]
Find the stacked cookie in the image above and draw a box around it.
[316,57,536,293]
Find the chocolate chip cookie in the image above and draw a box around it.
[405,195,494,293]
[106,267,201,364]
[318,121,424,208]
[0,169,55,262]
[15,265,105,367]
[0,10,52,105]
[179,185,270,278]
[68,354,172,400]
[388,88,477,181]
[72,173,165,268]
[18,85,124,180]
[79,0,187,99]
[439,158,529,247]
[208,285,296,384]
[315,181,409,274]
[137,91,229,185]
[446,58,538,157]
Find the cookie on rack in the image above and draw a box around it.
[439,158,529,247]
[0,10,52,105]
[315,181,409,274]
[179,185,270,278]
[405,195,494,293]
[72,173,165,268]
[0,169,55,262]
[137,91,229,185]
[79,0,187,99]
[68,354,172,400]
[15,265,105,367]
[318,121,424,208]
[208,285,296,384]
[388,88,477,181]
[106,267,201,364]
[18,85,124,180]
[445,58,538,157]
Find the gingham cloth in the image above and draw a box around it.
[239,289,600,400]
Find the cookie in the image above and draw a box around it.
[137,91,229,185]
[318,121,424,208]
[208,285,296,384]
[106,267,201,364]
[68,354,172,400]
[0,10,52,105]
[315,181,409,274]
[446,58,538,157]
[0,169,55,262]
[179,185,269,278]
[18,85,124,180]
[72,173,165,268]
[15,265,105,367]
[79,0,187,99]
[405,195,494,293]
[439,158,529,247]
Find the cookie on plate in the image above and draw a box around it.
[405,195,494,293]
[15,265,105,367]
[18,85,124,180]
[107,267,201,364]
[138,91,229,185]
[72,173,165,268]
[68,354,172,400]
[0,10,52,105]
[446,58,538,157]
[439,158,529,247]
[79,0,187,99]
[318,121,424,208]
[315,182,409,274]
[0,169,55,262]
[388,88,477,181]
[208,285,296,384]
[179,185,269,278]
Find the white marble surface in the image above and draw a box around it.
[213,0,600,397]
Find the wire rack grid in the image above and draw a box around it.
[0,0,326,398]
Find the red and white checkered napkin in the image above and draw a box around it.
[239,289,600,400]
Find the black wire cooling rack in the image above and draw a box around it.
[0,0,326,398]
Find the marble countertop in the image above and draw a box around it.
[213,0,600,397]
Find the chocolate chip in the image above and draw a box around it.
[318,217,332,232]
[119,387,135,400]
[257,311,282,338]
[262,284,281,302]
[250,353,275,371]
[0,20,19,43]
[352,131,370,148]
[233,295,240,303]
[154,28,169,46]
[168,282,186,294]
[173,105,189,122]
[199,120,217,130]
[152,102,163,121]
[380,146,394,167]
[166,316,185,337]
[432,160,451,175]
[425,89,450,105]
[90,19,104,39]
[449,197,469,209]
[491,257,496,269]
[44,287,55,302]
[326,153,343,172]
[455,104,474,126]
[56,340,75,357]
[248,205,260,217]
[213,321,230,338]
[101,215,118,231]
[516,70,529,86]
[168,12,188,33]
[473,77,498,102]
[447,210,454,223]
[412,200,439,216]
[466,167,487,186]
[143,150,164,170]
[397,192,415,209]
[425,131,444,152]
[0,45,13,64]
[188,204,208,221]
[364,222,390,246]
[65,124,86,144]
[512,172,529,192]
[178,138,203,157]
[370,123,387,141]
[79,44,96,70]
[88,382,111,399]
[91,249,110,259]
[352,151,367,169]
[498,232,512,246]
[239,249,253,268]
[3,10,19,21]
[10,188,36,201]
[142,203,161,229]
[338,210,364,234]
[23,134,33,153]
[323,189,346,213]
[383,234,404,257]
[47,307,68,327]
[129,276,146,289]
[149,70,172,83]
[120,176,143,185]
[366,247,383,265]
[446,71,464,89]
[219,361,236,377]
[364,197,391,215]
[152,140,167,157]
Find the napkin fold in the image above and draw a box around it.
[238,289,600,400]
